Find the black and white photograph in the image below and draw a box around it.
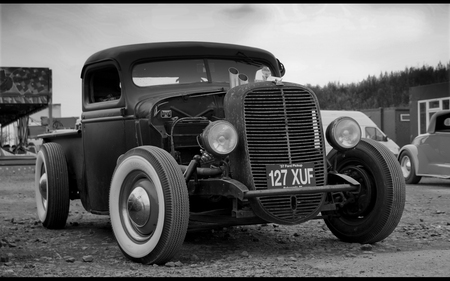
[1,3,449,277]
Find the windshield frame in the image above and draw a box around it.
[131,57,274,88]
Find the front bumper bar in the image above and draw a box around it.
[187,172,360,200]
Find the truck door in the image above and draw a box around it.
[81,63,127,214]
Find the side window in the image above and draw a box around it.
[89,66,121,103]
[365,127,384,141]
[435,117,450,132]
[365,127,376,140]
[445,118,450,127]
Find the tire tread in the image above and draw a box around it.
[40,143,70,229]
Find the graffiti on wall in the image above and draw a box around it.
[0,67,52,104]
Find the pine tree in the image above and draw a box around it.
[315,62,450,110]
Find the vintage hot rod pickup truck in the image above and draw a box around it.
[35,41,405,265]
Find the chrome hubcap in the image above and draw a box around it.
[401,157,411,178]
[120,173,159,240]
[39,173,48,210]
[127,186,151,227]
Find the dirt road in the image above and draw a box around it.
[1,165,449,277]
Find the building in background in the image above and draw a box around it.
[1,66,53,153]
[409,82,450,141]
[361,82,449,148]
[361,107,410,148]
[2,103,78,152]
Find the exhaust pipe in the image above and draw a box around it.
[229,67,239,88]
[238,73,248,85]
[229,67,249,88]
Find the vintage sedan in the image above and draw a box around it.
[399,109,450,184]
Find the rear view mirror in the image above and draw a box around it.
[277,59,285,77]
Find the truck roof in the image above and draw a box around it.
[81,41,281,78]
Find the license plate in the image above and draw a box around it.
[266,162,316,189]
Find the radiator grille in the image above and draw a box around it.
[259,194,324,220]
[243,87,325,221]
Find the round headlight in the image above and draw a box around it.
[201,121,238,157]
[325,116,361,151]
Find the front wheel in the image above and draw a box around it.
[324,139,405,244]
[109,146,189,265]
[399,150,421,184]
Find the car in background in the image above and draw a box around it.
[398,109,450,184]
[321,110,400,156]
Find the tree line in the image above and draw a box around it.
[306,61,450,110]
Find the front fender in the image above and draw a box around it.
[398,145,420,174]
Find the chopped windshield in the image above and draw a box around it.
[132,59,273,87]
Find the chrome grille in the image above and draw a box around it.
[243,87,325,222]
[243,88,325,189]
[260,194,324,220]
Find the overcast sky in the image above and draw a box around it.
[1,3,449,117]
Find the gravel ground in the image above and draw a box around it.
[1,165,449,277]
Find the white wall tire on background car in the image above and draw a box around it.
[109,146,189,265]
[34,142,70,229]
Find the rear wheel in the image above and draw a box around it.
[324,139,405,244]
[109,146,189,265]
[399,150,421,184]
[34,143,70,229]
